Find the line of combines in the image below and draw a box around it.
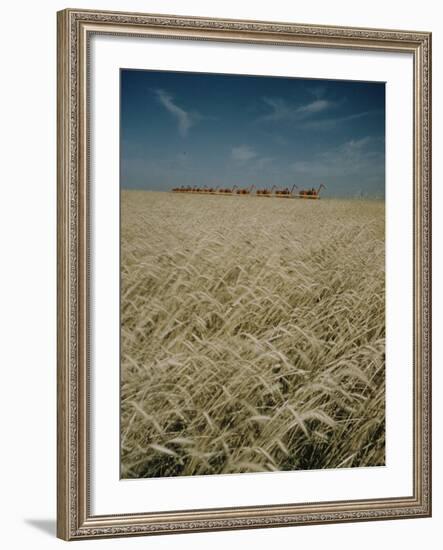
[171,183,326,199]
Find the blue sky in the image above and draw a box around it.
[121,69,385,197]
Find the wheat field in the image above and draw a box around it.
[121,190,385,478]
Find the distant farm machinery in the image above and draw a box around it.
[297,184,326,199]
[256,185,276,197]
[171,183,326,199]
[236,184,255,195]
[275,184,298,198]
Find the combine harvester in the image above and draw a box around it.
[274,184,298,198]
[235,184,255,195]
[293,184,326,199]
[218,185,238,195]
[256,185,276,197]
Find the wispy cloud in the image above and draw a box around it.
[343,136,372,151]
[297,99,331,115]
[259,97,334,123]
[307,85,326,100]
[257,156,273,169]
[155,89,196,137]
[231,145,258,161]
[301,110,382,131]
[291,136,384,181]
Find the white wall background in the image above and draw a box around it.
[0,0,440,548]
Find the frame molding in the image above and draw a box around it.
[57,8,431,540]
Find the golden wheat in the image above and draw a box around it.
[120,190,385,478]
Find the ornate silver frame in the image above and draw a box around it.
[57,8,431,540]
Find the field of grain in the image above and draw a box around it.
[121,190,385,478]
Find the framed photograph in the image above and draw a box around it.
[57,8,432,540]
